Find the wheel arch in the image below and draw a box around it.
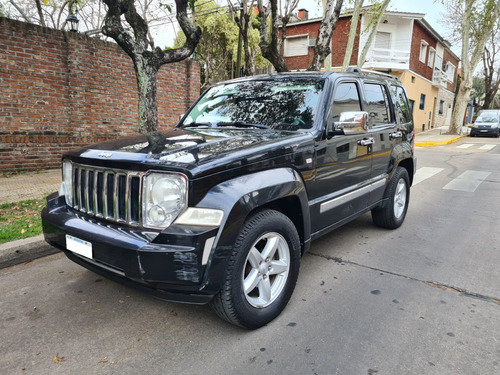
[194,168,311,291]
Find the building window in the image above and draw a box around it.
[444,62,456,83]
[439,100,445,115]
[428,48,436,68]
[375,31,392,56]
[419,40,429,63]
[411,76,415,83]
[284,35,309,57]
[419,94,426,110]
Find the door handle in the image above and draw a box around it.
[389,131,403,140]
[357,137,374,146]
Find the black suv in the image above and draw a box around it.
[42,69,416,329]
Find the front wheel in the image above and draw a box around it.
[372,167,410,229]
[210,209,301,329]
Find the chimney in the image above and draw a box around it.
[298,8,309,21]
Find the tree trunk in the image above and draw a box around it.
[258,0,288,72]
[342,0,363,71]
[309,0,344,71]
[450,72,472,133]
[134,57,158,134]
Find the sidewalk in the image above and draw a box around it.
[0,126,468,269]
[0,169,61,268]
[415,125,470,147]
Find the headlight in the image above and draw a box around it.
[142,172,187,229]
[60,159,73,206]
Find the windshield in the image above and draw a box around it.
[476,113,499,123]
[180,79,325,130]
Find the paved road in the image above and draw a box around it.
[1,137,499,374]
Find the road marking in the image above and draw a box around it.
[456,144,473,149]
[413,167,445,186]
[443,170,491,192]
[479,144,496,151]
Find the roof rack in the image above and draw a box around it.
[345,67,399,81]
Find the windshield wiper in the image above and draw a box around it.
[181,122,213,128]
[216,121,270,130]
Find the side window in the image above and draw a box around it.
[364,83,390,127]
[391,85,412,124]
[331,82,362,122]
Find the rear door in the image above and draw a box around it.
[362,81,400,205]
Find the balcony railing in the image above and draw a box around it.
[364,48,410,67]
[432,69,448,88]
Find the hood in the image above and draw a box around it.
[68,127,309,176]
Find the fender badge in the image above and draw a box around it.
[97,152,113,158]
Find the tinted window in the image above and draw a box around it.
[391,85,412,124]
[181,79,324,130]
[331,82,361,121]
[364,83,390,127]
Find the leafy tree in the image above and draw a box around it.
[102,0,201,133]
[444,0,500,134]
[175,0,238,89]
[481,22,500,109]
[228,0,268,77]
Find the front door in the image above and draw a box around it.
[309,80,372,234]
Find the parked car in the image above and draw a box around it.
[470,109,500,137]
[42,68,416,329]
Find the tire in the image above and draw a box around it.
[210,209,301,329]
[372,167,410,229]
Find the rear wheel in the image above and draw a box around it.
[210,209,301,329]
[372,167,410,229]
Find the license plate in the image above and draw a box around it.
[480,130,488,132]
[66,235,93,259]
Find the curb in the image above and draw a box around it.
[0,235,59,269]
[415,135,464,147]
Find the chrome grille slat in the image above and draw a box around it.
[71,164,142,226]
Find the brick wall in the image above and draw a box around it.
[282,17,358,70]
[0,18,200,173]
[409,21,437,81]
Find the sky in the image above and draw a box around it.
[298,0,449,38]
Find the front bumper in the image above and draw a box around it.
[470,127,499,136]
[42,193,220,304]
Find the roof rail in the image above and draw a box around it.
[361,68,399,80]
[345,66,399,80]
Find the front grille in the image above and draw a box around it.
[71,164,143,226]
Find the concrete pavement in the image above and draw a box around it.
[0,126,469,269]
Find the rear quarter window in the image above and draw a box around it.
[390,85,412,125]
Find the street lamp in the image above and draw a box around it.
[66,13,79,33]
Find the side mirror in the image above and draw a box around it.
[333,111,369,135]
